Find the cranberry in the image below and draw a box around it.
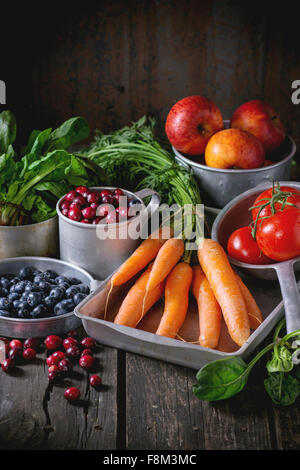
[102,194,115,205]
[106,210,119,224]
[75,186,89,197]
[81,219,90,224]
[117,206,129,220]
[82,206,96,220]
[65,345,81,359]
[68,206,82,222]
[60,200,70,211]
[90,202,98,210]
[114,188,124,197]
[52,351,65,361]
[22,348,36,361]
[90,375,102,388]
[47,354,60,367]
[48,370,59,382]
[8,348,22,362]
[79,355,95,370]
[100,189,113,199]
[81,348,93,357]
[44,335,63,351]
[58,358,73,373]
[23,338,40,349]
[81,337,96,350]
[67,330,78,338]
[48,365,59,373]
[64,387,80,401]
[1,358,15,372]
[65,190,77,202]
[9,339,23,350]
[87,192,100,204]
[71,195,86,208]
[63,337,78,350]
[97,204,112,218]
[62,208,69,217]
[92,217,103,225]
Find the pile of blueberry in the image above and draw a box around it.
[0,266,90,319]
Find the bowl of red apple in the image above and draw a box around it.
[166,96,296,208]
[56,186,160,280]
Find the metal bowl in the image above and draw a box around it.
[0,216,58,259]
[172,120,296,208]
[0,257,94,338]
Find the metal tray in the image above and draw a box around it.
[0,257,94,339]
[75,271,288,370]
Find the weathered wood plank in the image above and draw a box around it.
[125,351,275,450]
[0,343,118,450]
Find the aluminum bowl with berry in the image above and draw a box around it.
[57,186,160,280]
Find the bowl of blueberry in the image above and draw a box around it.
[57,186,160,280]
[0,257,94,338]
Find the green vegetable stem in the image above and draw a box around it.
[193,318,300,406]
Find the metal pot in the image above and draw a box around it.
[0,216,58,259]
[57,187,160,280]
[0,256,94,338]
[173,120,296,208]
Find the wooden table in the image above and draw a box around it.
[0,328,299,451]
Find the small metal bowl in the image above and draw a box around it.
[173,120,296,208]
[0,257,94,339]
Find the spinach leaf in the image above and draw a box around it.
[45,117,89,152]
[0,111,16,154]
[266,346,293,373]
[193,357,249,401]
[264,372,300,406]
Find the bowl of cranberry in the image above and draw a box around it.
[56,186,160,280]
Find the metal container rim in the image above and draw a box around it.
[0,215,57,230]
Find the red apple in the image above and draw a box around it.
[165,96,224,156]
[205,128,265,169]
[230,100,285,154]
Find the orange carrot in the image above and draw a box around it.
[156,262,192,338]
[111,231,166,287]
[191,266,222,349]
[197,239,250,347]
[146,238,185,292]
[114,264,164,328]
[235,274,263,330]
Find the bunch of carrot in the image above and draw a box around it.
[107,233,263,349]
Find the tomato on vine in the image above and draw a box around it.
[227,226,271,264]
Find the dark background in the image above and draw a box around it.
[1,0,300,147]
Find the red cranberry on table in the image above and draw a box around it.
[9,339,23,350]
[67,330,78,338]
[48,365,59,373]
[23,348,36,362]
[79,355,95,370]
[1,358,15,372]
[90,375,102,388]
[44,335,63,351]
[65,345,81,359]
[23,338,40,349]
[8,348,22,361]
[81,348,93,357]
[48,369,59,382]
[58,358,73,373]
[64,387,81,401]
[63,337,78,350]
[81,337,96,350]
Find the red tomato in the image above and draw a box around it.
[227,226,271,264]
[256,209,300,261]
[252,186,300,222]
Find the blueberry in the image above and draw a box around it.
[44,295,56,310]
[13,299,21,310]
[10,276,21,285]
[0,278,11,290]
[27,291,43,308]
[30,304,48,318]
[0,297,13,311]
[65,286,80,298]
[68,277,82,285]
[17,302,31,318]
[43,270,58,281]
[77,284,90,295]
[12,281,27,294]
[0,309,10,317]
[25,283,40,293]
[20,291,30,302]
[49,287,65,301]
[58,282,69,291]
[38,280,53,293]
[8,292,20,302]
[55,276,70,286]
[18,266,36,281]
[33,274,45,285]
[54,299,74,316]
[73,292,87,306]
[0,287,9,297]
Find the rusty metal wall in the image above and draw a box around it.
[1,0,300,146]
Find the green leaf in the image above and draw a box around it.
[26,128,52,158]
[267,346,294,373]
[64,154,89,186]
[0,111,16,154]
[264,372,300,406]
[45,117,89,152]
[193,357,249,401]
[34,181,69,199]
